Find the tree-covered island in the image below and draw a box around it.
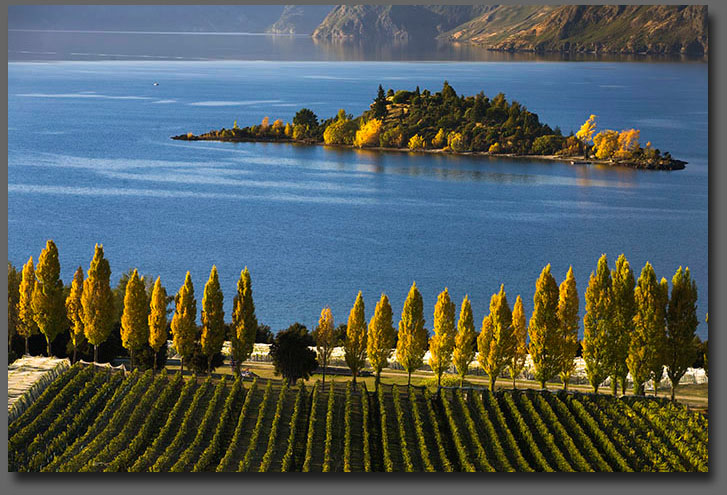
[173,82,685,171]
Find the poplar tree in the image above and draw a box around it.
[65,266,84,363]
[582,255,612,393]
[148,277,168,372]
[508,296,528,390]
[231,267,257,376]
[171,271,197,374]
[120,269,149,368]
[453,295,476,387]
[557,266,579,390]
[8,262,21,353]
[396,282,427,386]
[367,294,395,386]
[428,288,456,389]
[344,291,367,386]
[610,254,635,395]
[81,244,114,362]
[314,306,336,387]
[478,285,514,391]
[17,256,38,356]
[627,262,666,395]
[201,266,225,375]
[529,265,561,389]
[31,240,65,356]
[665,267,698,400]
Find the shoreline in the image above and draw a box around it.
[171,134,687,171]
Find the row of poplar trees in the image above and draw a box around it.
[11,241,260,376]
[315,253,699,400]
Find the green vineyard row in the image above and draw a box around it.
[8,364,708,473]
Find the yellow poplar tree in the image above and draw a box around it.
[396,282,427,386]
[284,123,293,138]
[452,295,476,387]
[120,269,149,368]
[314,306,336,387]
[367,293,395,385]
[344,291,367,386]
[31,240,65,357]
[65,267,85,363]
[529,264,561,389]
[171,271,197,374]
[478,285,514,391]
[148,277,168,372]
[81,244,114,362]
[665,267,698,401]
[353,119,382,148]
[509,295,528,389]
[17,256,38,355]
[432,128,446,148]
[627,262,665,395]
[201,266,225,375]
[231,267,257,376]
[428,288,456,389]
[557,266,579,390]
[610,254,635,394]
[592,129,619,159]
[582,255,613,393]
[576,114,597,158]
[408,134,426,150]
[615,129,640,159]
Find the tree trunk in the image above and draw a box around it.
[153,351,157,373]
[72,346,77,364]
[670,381,676,401]
[489,375,496,392]
[25,336,29,356]
[180,356,184,375]
[592,384,599,394]
[352,371,357,390]
[407,371,412,387]
[322,364,326,389]
[46,337,52,357]
[93,344,98,363]
[207,355,212,376]
[375,370,381,387]
[461,375,465,388]
[562,380,568,392]
[129,348,134,370]
[512,375,516,390]
[540,379,546,390]
[437,372,442,390]
[611,377,618,396]
[620,376,627,396]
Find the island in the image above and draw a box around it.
[172,82,686,171]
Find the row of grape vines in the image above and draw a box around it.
[9,363,708,472]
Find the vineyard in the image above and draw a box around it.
[8,364,708,472]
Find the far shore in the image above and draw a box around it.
[172,134,687,171]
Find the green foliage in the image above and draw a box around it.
[582,255,613,393]
[32,240,66,355]
[270,323,318,384]
[396,281,427,385]
[529,265,561,388]
[201,266,225,373]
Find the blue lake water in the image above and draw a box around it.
[7,59,709,338]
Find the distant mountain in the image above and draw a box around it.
[7,5,286,33]
[266,5,334,34]
[312,4,708,56]
[311,5,490,42]
[443,5,708,56]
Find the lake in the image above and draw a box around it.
[7,43,708,338]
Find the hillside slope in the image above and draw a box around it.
[266,5,335,34]
[444,4,708,55]
[312,4,708,56]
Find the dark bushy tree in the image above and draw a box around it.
[270,323,317,384]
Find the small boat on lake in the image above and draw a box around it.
[570,160,592,165]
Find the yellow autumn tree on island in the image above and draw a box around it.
[408,134,426,151]
[353,119,382,148]
[576,114,597,158]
